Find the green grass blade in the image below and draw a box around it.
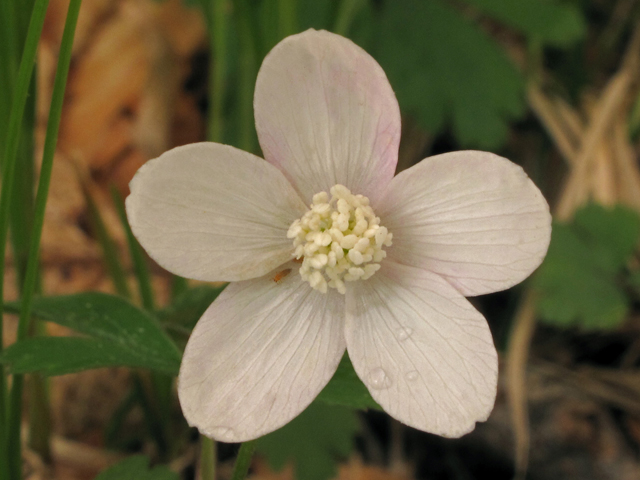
[0,1,50,478]
[333,0,366,36]
[80,180,131,299]
[7,2,82,478]
[110,186,154,310]
[0,0,18,148]
[277,0,297,40]
[9,78,37,290]
[235,0,259,153]
[208,0,230,144]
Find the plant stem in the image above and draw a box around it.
[200,436,217,480]
[27,372,52,463]
[7,2,82,478]
[132,374,168,458]
[104,388,137,448]
[230,440,256,480]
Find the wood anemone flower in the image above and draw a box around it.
[125,29,551,443]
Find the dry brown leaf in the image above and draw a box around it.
[58,10,150,165]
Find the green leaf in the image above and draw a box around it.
[534,203,640,330]
[6,292,181,374]
[317,354,380,410]
[376,0,524,148]
[1,337,177,376]
[462,0,586,47]
[628,271,640,291]
[573,203,640,273]
[94,455,178,480]
[256,402,359,480]
[157,284,226,332]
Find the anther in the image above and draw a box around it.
[287,184,392,294]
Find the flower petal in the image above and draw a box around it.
[254,29,401,204]
[378,151,551,296]
[126,142,307,282]
[345,261,498,437]
[178,264,346,442]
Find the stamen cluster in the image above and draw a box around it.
[287,184,392,294]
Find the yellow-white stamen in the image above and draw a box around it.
[287,185,392,294]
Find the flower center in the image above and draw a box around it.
[287,184,392,294]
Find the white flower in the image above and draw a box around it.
[126,30,551,443]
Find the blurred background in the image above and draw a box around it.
[3,0,640,479]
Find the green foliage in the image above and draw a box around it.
[1,337,176,376]
[534,204,640,330]
[630,92,640,141]
[4,293,181,374]
[158,284,226,332]
[94,455,178,480]
[111,186,154,310]
[572,203,640,272]
[462,0,586,47]
[317,354,380,410]
[376,0,525,148]
[256,402,359,480]
[627,271,640,294]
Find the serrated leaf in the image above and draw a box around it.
[573,203,640,273]
[1,337,178,376]
[462,0,586,47]
[534,204,640,330]
[256,402,359,480]
[95,455,178,480]
[6,293,181,374]
[377,0,524,148]
[317,354,380,410]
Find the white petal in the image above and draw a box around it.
[345,262,498,437]
[178,264,346,442]
[254,29,400,204]
[377,151,551,296]
[126,143,307,282]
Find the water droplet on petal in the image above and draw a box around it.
[212,426,234,438]
[396,327,413,341]
[406,370,419,381]
[368,367,392,389]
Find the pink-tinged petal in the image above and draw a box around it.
[378,151,551,296]
[254,29,400,204]
[345,261,498,437]
[178,264,346,443]
[126,143,307,282]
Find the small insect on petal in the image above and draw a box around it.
[272,268,292,284]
